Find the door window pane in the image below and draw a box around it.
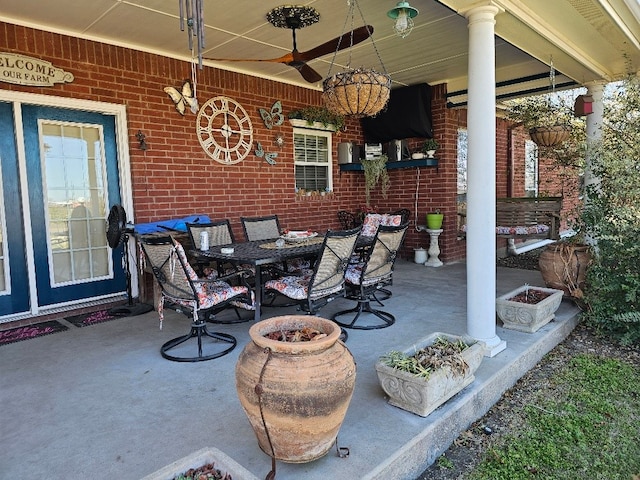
[40,121,110,285]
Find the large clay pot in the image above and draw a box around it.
[235,315,356,463]
[538,243,592,298]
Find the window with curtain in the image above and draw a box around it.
[293,128,332,192]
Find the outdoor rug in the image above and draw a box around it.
[65,309,125,328]
[0,320,69,346]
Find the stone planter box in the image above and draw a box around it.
[140,447,259,480]
[375,332,484,417]
[496,285,563,333]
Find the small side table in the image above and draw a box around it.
[416,226,443,267]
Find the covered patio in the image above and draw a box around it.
[0,260,580,479]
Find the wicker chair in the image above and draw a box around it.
[139,235,253,362]
[332,223,408,330]
[263,228,360,314]
[337,210,361,230]
[187,220,236,276]
[241,214,312,277]
[241,215,281,241]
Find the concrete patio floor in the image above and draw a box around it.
[0,260,581,479]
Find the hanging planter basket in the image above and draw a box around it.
[322,67,391,118]
[528,125,571,147]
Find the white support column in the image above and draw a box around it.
[463,3,506,357]
[584,81,606,193]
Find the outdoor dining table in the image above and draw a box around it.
[193,237,325,322]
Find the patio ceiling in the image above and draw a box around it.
[1,0,639,106]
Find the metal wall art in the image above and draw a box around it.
[164,79,198,115]
[255,142,278,165]
[259,100,284,129]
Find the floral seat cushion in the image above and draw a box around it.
[460,224,550,235]
[264,274,313,300]
[361,214,402,237]
[264,273,344,301]
[173,242,254,310]
[345,262,391,287]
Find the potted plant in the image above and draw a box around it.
[287,106,345,131]
[141,447,259,480]
[362,153,390,204]
[506,94,575,147]
[426,209,443,229]
[495,284,564,333]
[422,138,439,158]
[375,332,484,417]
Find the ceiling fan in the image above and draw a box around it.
[205,5,374,83]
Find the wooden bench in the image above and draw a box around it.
[459,196,562,241]
[496,197,562,240]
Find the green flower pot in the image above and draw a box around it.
[426,213,443,230]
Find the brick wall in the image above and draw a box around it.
[2,21,577,263]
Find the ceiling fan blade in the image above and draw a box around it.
[295,63,323,83]
[296,25,374,62]
[205,52,295,64]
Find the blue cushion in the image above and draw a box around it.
[134,215,211,234]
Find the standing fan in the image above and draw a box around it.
[106,205,153,316]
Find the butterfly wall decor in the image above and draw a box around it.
[255,142,278,165]
[164,79,199,115]
[259,100,284,129]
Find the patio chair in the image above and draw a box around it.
[241,214,282,241]
[337,210,360,230]
[139,235,253,362]
[186,219,236,276]
[263,227,360,315]
[332,223,408,330]
[241,214,312,275]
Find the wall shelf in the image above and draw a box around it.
[339,158,439,172]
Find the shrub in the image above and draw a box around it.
[582,75,640,345]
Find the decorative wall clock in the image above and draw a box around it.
[196,96,254,164]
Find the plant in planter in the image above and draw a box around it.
[141,447,259,480]
[506,93,578,147]
[362,153,390,204]
[375,332,484,417]
[496,284,564,333]
[287,105,345,131]
[422,138,439,158]
[426,208,443,230]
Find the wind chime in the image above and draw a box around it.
[177,0,205,113]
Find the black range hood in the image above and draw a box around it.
[361,83,433,143]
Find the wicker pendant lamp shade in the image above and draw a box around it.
[322,0,391,117]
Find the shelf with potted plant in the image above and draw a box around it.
[287,106,345,132]
[339,157,439,171]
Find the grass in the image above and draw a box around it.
[469,353,640,480]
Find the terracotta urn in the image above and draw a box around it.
[538,243,592,298]
[235,315,356,463]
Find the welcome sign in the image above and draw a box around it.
[0,52,74,86]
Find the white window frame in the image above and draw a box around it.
[293,127,333,193]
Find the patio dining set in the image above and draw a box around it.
[137,212,410,362]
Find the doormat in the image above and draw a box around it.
[65,309,124,328]
[0,320,69,347]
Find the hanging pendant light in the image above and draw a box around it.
[322,0,391,118]
[387,1,419,38]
